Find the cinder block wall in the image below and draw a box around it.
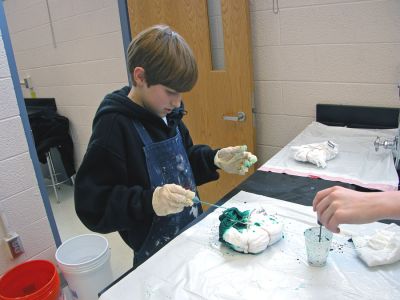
[250,0,400,163]
[4,0,128,167]
[0,20,56,275]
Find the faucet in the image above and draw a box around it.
[374,84,400,168]
[374,109,400,169]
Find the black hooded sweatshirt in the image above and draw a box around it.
[74,86,219,252]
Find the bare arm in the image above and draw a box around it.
[312,186,400,233]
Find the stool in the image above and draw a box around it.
[45,149,74,203]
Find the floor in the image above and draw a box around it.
[47,183,133,281]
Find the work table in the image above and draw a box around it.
[100,171,400,299]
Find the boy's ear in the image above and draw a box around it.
[133,67,146,87]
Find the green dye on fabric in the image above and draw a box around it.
[219,207,250,246]
[268,217,278,224]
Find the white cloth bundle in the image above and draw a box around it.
[352,223,400,267]
[260,122,398,191]
[291,140,338,168]
[222,209,283,254]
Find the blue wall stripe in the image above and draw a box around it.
[0,3,61,247]
[118,0,132,85]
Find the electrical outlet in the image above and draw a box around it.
[4,233,24,259]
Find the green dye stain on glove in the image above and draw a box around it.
[219,207,251,244]
[249,156,257,164]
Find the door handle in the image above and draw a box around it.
[223,112,246,122]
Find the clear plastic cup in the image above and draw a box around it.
[304,226,333,267]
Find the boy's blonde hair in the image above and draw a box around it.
[127,25,198,93]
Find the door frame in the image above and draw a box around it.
[118,0,132,84]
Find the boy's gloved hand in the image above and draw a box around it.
[152,184,195,216]
[214,145,257,175]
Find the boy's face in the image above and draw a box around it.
[132,67,182,118]
[142,84,182,118]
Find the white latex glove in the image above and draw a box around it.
[214,145,258,175]
[152,184,195,216]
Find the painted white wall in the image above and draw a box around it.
[0,29,56,275]
[4,0,128,167]
[250,0,400,164]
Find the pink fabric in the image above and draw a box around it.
[258,165,397,191]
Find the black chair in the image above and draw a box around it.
[25,98,76,203]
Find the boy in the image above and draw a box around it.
[74,25,257,267]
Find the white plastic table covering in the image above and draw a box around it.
[259,122,398,191]
[100,191,400,300]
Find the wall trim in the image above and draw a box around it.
[118,0,132,85]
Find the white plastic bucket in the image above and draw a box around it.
[55,234,113,300]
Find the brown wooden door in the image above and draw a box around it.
[127,0,255,205]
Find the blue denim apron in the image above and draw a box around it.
[132,120,202,267]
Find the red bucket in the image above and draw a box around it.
[0,260,60,300]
